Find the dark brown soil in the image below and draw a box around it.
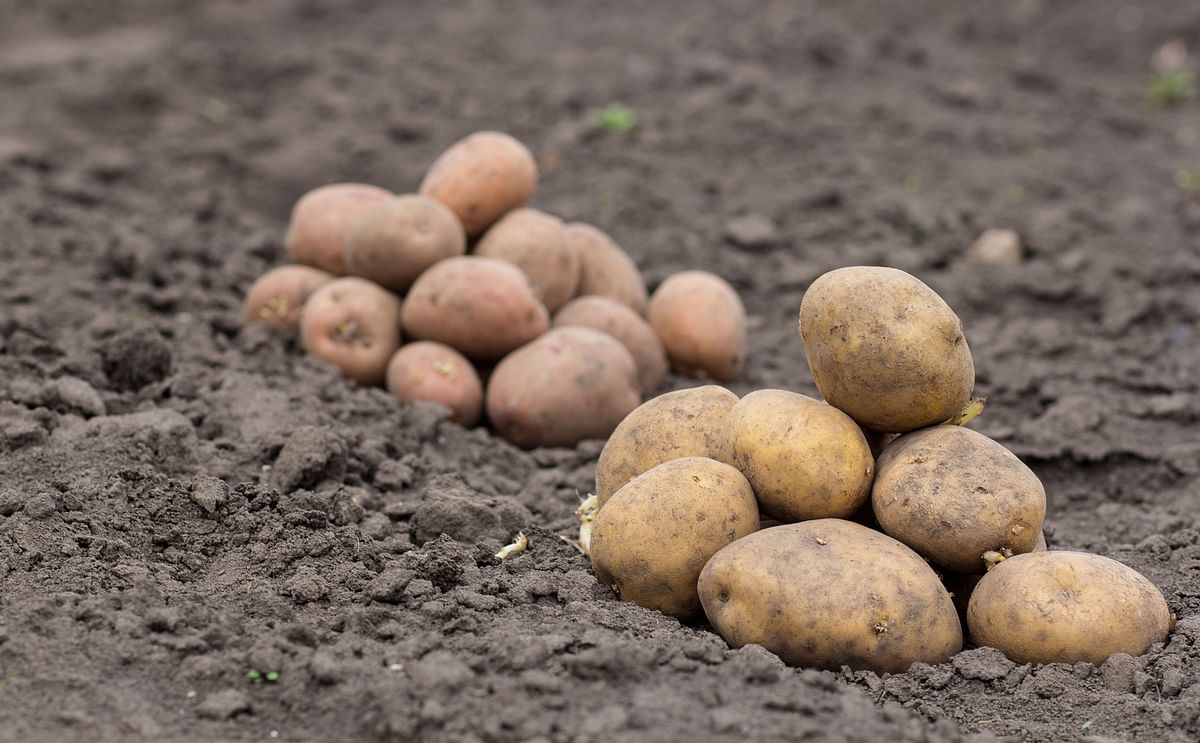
[3,2,1200,741]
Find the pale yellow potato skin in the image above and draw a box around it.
[554,296,667,395]
[798,266,974,433]
[419,131,537,238]
[872,425,1046,574]
[590,457,759,620]
[648,271,747,383]
[475,208,579,312]
[730,389,874,521]
[967,551,1172,665]
[565,222,648,315]
[699,519,962,673]
[595,385,738,507]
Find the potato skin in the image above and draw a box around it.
[345,194,466,291]
[967,551,1172,665]
[385,341,483,426]
[300,277,402,386]
[401,256,549,361]
[286,183,393,275]
[419,131,537,238]
[565,222,647,315]
[699,519,963,673]
[730,389,874,521]
[595,385,738,507]
[554,296,667,395]
[243,265,334,331]
[486,327,640,449]
[872,425,1046,574]
[475,208,580,312]
[648,271,747,382]
[590,457,759,620]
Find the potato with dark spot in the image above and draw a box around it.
[648,271,747,382]
[699,519,963,672]
[730,389,874,521]
[590,457,759,620]
[243,265,334,331]
[554,296,667,395]
[475,208,579,312]
[968,551,1172,665]
[386,341,483,426]
[798,266,975,433]
[300,277,402,386]
[286,183,393,275]
[872,425,1046,574]
[595,385,738,506]
[565,222,647,315]
[345,194,466,291]
[419,131,537,238]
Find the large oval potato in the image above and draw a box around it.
[968,551,1172,665]
[730,389,874,521]
[590,457,759,620]
[418,131,537,238]
[243,265,334,331]
[475,208,580,312]
[565,222,647,315]
[401,256,549,361]
[647,271,746,382]
[872,425,1046,574]
[345,194,466,292]
[554,296,667,395]
[595,385,738,506]
[300,277,402,386]
[286,183,393,275]
[799,266,974,433]
[386,341,483,427]
[486,327,640,449]
[699,519,963,673]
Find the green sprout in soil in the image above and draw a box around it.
[1175,168,1200,193]
[1146,70,1194,109]
[594,104,638,134]
[247,669,280,684]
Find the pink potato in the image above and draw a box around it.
[300,277,402,386]
[474,208,580,312]
[554,295,667,395]
[345,194,466,292]
[243,265,334,331]
[647,270,747,382]
[565,222,648,315]
[286,183,393,275]
[419,131,537,238]
[386,341,483,426]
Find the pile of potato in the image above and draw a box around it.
[242,132,747,448]
[586,266,1173,673]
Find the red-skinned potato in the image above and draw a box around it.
[345,195,466,291]
[286,183,393,275]
[300,277,402,386]
[243,265,334,331]
[419,131,537,238]
[386,341,483,426]
[554,296,667,395]
[565,222,647,315]
[648,271,747,382]
[475,208,580,312]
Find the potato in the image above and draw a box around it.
[345,194,466,291]
[968,551,1172,665]
[486,327,640,448]
[872,425,1045,574]
[730,389,874,521]
[386,341,483,426]
[475,208,579,312]
[401,256,549,361]
[419,131,537,238]
[798,266,974,433]
[595,385,738,506]
[699,519,963,672]
[243,265,334,331]
[554,296,667,395]
[300,277,402,386]
[590,457,758,620]
[286,183,393,275]
[944,530,1047,623]
[647,271,746,382]
[565,222,647,315]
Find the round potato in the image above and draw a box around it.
[872,425,1046,574]
[944,530,1047,623]
[565,222,647,315]
[418,131,537,238]
[968,551,1172,665]
[300,277,402,386]
[345,194,466,291]
[554,296,667,395]
[595,385,739,507]
[475,208,579,312]
[401,256,549,361]
[590,457,759,620]
[486,327,640,449]
[699,519,963,672]
[798,266,974,433]
[385,341,483,427]
[243,265,334,331]
[730,389,874,521]
[647,271,746,382]
[286,183,393,275]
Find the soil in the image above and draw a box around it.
[2,1,1200,741]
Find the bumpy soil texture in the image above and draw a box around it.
[3,2,1200,741]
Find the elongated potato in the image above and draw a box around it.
[648,271,746,382]
[554,296,667,395]
[243,265,334,331]
[419,131,537,238]
[595,385,738,506]
[565,222,647,315]
[730,389,874,521]
[286,183,393,275]
[475,208,579,312]
[968,551,1172,665]
[300,277,402,386]
[345,194,466,291]
[699,520,962,673]
[590,457,759,620]
[386,341,483,426]
[799,266,974,433]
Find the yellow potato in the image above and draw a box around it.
[647,271,747,382]
[345,194,466,292]
[554,295,667,395]
[475,208,580,312]
[418,131,537,238]
[565,222,647,315]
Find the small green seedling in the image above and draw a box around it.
[1146,70,1194,108]
[594,104,638,134]
[247,669,280,684]
[1175,168,1200,192]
